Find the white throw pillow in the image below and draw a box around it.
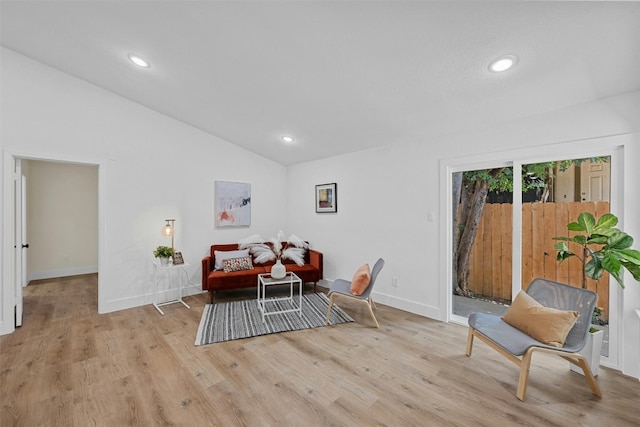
[214,249,250,270]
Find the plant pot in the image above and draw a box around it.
[271,259,286,279]
[158,256,171,266]
[571,327,604,376]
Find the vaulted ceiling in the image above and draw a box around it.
[2,1,639,165]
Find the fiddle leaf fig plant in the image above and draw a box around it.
[553,213,640,289]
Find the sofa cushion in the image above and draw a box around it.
[214,249,249,270]
[502,291,579,347]
[350,264,371,296]
[222,256,253,273]
[281,263,322,283]
[207,266,267,290]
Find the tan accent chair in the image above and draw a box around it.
[325,258,385,328]
[466,278,602,401]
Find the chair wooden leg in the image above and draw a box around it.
[325,295,334,325]
[366,301,379,328]
[516,349,534,401]
[576,356,603,397]
[466,328,474,356]
[369,297,377,309]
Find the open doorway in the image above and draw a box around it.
[16,158,99,327]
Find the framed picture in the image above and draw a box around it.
[172,251,184,265]
[315,183,337,213]
[215,181,251,227]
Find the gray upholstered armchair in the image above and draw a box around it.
[466,278,602,401]
[325,258,385,328]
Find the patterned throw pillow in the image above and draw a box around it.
[214,249,250,270]
[222,256,253,273]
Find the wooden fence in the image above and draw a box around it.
[467,201,610,318]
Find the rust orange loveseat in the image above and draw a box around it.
[201,243,323,303]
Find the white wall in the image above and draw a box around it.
[287,142,443,318]
[287,91,640,378]
[25,160,99,281]
[0,48,288,335]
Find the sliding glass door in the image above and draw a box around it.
[521,157,611,356]
[452,165,513,319]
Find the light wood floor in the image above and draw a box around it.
[1,274,639,426]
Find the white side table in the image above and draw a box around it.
[152,261,190,315]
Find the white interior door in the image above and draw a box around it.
[580,159,610,202]
[14,159,24,327]
[21,173,28,288]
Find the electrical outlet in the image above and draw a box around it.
[392,277,399,287]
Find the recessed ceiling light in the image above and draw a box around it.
[489,55,518,72]
[128,54,150,68]
[281,136,294,143]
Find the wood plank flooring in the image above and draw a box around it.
[1,274,639,426]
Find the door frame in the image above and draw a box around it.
[440,136,625,370]
[1,150,104,336]
[14,159,24,327]
[21,169,27,288]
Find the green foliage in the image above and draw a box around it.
[463,157,610,195]
[592,307,607,326]
[153,245,174,258]
[553,213,640,289]
[462,168,510,193]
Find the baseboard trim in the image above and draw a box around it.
[372,291,441,320]
[321,279,441,320]
[28,266,98,282]
[101,286,203,314]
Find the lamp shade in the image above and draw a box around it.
[162,219,175,237]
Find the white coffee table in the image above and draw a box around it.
[257,272,303,322]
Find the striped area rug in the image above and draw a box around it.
[195,292,353,345]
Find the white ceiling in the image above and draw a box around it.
[2,1,639,166]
